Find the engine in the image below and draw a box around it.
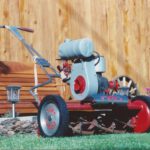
[58,38,110,100]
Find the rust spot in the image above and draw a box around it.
[137,25,141,44]
[133,0,136,6]
[19,0,24,12]
[123,9,128,30]
[19,0,25,24]
[3,49,7,54]
[133,0,136,15]
[124,62,131,74]
[59,9,61,16]
[124,11,128,24]
[3,10,9,18]
[124,38,128,56]
[34,20,37,24]
[111,65,117,77]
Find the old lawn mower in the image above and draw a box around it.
[0,25,150,137]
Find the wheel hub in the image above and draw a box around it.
[74,76,86,94]
[47,116,52,122]
[40,103,60,136]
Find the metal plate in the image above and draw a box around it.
[40,101,60,136]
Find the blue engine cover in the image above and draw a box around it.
[59,38,94,59]
[91,93,128,105]
[70,60,99,100]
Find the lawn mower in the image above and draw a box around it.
[0,25,150,137]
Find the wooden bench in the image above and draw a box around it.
[0,61,61,116]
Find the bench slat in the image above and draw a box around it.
[0,61,61,115]
[0,82,57,87]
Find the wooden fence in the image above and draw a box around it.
[0,0,149,94]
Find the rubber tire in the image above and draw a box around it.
[38,95,69,137]
[131,95,150,132]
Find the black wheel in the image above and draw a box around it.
[38,95,69,137]
[114,75,139,98]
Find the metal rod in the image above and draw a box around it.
[1,25,61,105]
[12,103,15,118]
[21,39,42,58]
[67,102,93,111]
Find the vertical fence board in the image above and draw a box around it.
[0,0,149,94]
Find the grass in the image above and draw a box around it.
[0,133,150,150]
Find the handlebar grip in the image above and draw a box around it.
[0,25,5,28]
[17,27,34,33]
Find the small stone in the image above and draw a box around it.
[0,125,4,130]
[15,120,22,126]
[22,122,31,129]
[7,131,15,136]
[0,118,38,136]
[1,128,7,134]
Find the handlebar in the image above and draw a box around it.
[0,25,5,28]
[0,25,34,33]
[17,27,34,33]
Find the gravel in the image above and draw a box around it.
[0,118,38,136]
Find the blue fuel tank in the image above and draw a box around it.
[59,38,94,59]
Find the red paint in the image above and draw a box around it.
[74,76,86,94]
[47,108,56,115]
[57,60,71,77]
[63,60,71,77]
[37,128,41,137]
[127,101,142,110]
[128,100,150,133]
[18,27,34,33]
[46,120,56,129]
[109,80,119,90]
[67,102,93,111]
